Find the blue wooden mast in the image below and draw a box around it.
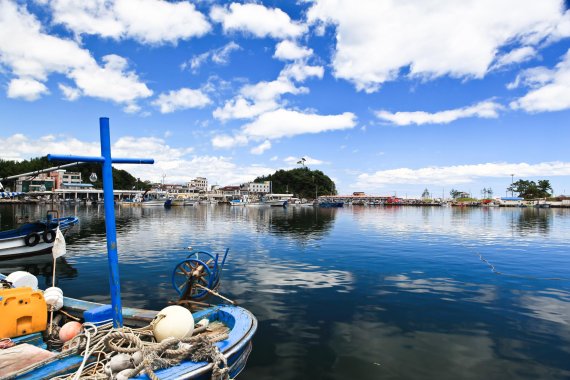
[48,117,154,327]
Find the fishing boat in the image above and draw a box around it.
[0,271,257,380]
[0,118,257,379]
[171,196,197,206]
[0,215,78,259]
[140,198,170,207]
[260,194,290,207]
[229,199,246,206]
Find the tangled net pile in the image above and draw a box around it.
[51,319,230,380]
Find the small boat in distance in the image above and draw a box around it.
[230,199,247,206]
[0,215,78,259]
[260,194,291,207]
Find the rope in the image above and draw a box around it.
[52,320,230,380]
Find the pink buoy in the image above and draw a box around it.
[59,321,82,342]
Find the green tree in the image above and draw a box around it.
[254,168,336,199]
[0,156,146,190]
[507,179,552,199]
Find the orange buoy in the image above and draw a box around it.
[59,321,82,342]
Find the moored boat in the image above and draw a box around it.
[0,216,78,259]
[260,194,290,207]
[0,273,257,380]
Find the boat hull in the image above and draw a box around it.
[0,287,258,380]
[0,217,78,259]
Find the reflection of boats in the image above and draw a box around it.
[0,255,77,279]
[319,201,344,208]
[0,216,78,258]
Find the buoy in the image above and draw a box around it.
[152,305,194,342]
[5,271,38,289]
[59,321,82,342]
[44,287,64,311]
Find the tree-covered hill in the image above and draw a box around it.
[0,156,150,191]
[254,168,337,199]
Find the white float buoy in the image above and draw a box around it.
[44,287,64,311]
[5,271,38,289]
[152,305,194,342]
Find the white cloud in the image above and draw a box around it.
[0,0,92,80]
[280,62,324,82]
[250,140,271,155]
[284,156,325,166]
[211,41,241,64]
[7,78,49,101]
[0,132,274,185]
[211,134,248,149]
[375,100,503,126]
[0,1,152,109]
[58,83,81,101]
[44,0,210,44]
[274,40,312,61]
[307,0,568,92]
[213,77,307,121]
[68,54,152,106]
[492,46,537,69]
[210,3,306,39]
[242,109,357,140]
[356,162,570,188]
[510,48,570,112]
[183,42,241,73]
[212,109,356,149]
[152,88,211,114]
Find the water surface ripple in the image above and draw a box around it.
[1,204,569,379]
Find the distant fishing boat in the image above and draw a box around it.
[230,199,247,206]
[0,215,78,259]
[171,197,197,206]
[260,194,290,207]
[141,198,170,207]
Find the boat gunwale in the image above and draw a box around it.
[0,278,257,379]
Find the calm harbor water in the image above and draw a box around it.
[1,204,570,379]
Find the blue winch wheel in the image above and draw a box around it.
[24,232,41,247]
[43,229,56,243]
[172,258,214,299]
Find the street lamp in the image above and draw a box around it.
[510,174,514,197]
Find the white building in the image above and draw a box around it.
[63,171,82,184]
[187,177,208,192]
[247,181,270,194]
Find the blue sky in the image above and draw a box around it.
[1,0,570,197]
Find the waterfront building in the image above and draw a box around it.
[187,177,208,192]
[15,173,54,192]
[247,181,270,194]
